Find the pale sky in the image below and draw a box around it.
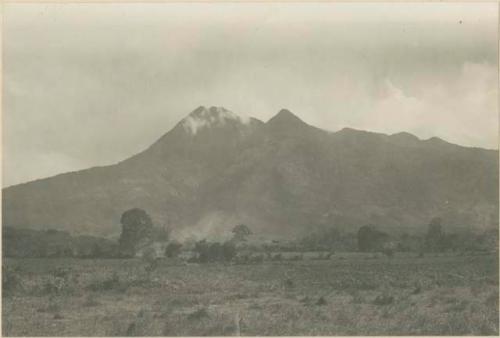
[3,2,498,187]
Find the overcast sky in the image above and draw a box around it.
[3,2,498,187]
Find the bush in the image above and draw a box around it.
[316,296,327,306]
[38,299,61,314]
[194,240,210,263]
[373,293,394,306]
[87,273,127,293]
[382,248,394,258]
[165,241,183,258]
[222,241,237,261]
[283,278,294,289]
[193,240,237,263]
[208,242,224,261]
[187,307,210,321]
[142,247,160,273]
[250,254,264,264]
[37,267,76,296]
[271,253,282,261]
[41,277,69,295]
[358,225,389,252]
[50,267,72,279]
[83,294,100,307]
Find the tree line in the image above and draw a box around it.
[3,208,497,259]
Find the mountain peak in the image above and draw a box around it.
[181,106,250,135]
[276,108,302,120]
[390,131,420,143]
[424,136,455,147]
[267,108,306,127]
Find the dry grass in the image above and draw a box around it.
[2,253,498,336]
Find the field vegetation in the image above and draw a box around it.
[3,253,498,336]
[3,209,498,336]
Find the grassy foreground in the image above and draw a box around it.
[2,253,498,336]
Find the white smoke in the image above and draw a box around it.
[173,210,240,241]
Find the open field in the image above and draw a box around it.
[3,253,499,336]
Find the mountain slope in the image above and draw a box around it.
[3,106,498,238]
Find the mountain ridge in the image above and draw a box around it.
[3,106,498,239]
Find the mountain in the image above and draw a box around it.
[3,106,498,239]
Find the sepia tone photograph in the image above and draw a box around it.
[1,1,499,336]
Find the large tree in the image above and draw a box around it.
[231,224,252,242]
[425,217,445,252]
[118,208,153,257]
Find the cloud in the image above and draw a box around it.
[2,3,498,186]
[352,62,497,148]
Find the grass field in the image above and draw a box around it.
[2,253,498,336]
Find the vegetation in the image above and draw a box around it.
[231,224,252,242]
[2,227,119,258]
[165,241,183,258]
[192,240,237,263]
[357,225,390,252]
[2,253,498,336]
[118,208,154,257]
[425,217,445,252]
[2,209,498,336]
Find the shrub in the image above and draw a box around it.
[283,278,294,289]
[142,247,160,273]
[222,241,237,261]
[194,240,210,263]
[316,296,327,306]
[250,254,264,264]
[187,307,210,321]
[41,301,61,314]
[87,273,127,293]
[50,267,72,279]
[290,254,303,261]
[41,277,69,295]
[208,242,224,262]
[373,293,394,306]
[382,247,394,258]
[38,267,76,296]
[193,240,238,263]
[272,253,282,261]
[187,256,198,263]
[425,217,445,252]
[231,224,252,242]
[357,225,390,252]
[83,294,100,307]
[165,241,183,258]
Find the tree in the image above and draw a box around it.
[300,227,340,251]
[193,240,236,263]
[425,217,445,252]
[232,224,252,242]
[165,241,183,258]
[142,246,160,274]
[118,208,153,257]
[194,239,210,263]
[208,242,223,261]
[91,243,103,258]
[357,225,389,252]
[222,241,237,262]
